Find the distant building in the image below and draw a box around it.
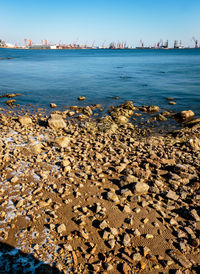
[0,39,6,47]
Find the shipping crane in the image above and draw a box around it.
[24,39,32,48]
[41,39,47,46]
[102,40,106,49]
[192,37,198,48]
[140,40,144,48]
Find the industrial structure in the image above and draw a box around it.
[0,38,200,50]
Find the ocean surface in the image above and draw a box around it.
[0,48,200,116]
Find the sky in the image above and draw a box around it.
[0,0,200,47]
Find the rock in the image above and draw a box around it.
[188,137,200,151]
[82,106,93,116]
[54,136,70,148]
[134,181,149,194]
[147,105,160,112]
[57,224,66,235]
[122,262,131,274]
[18,116,32,126]
[99,220,108,230]
[123,233,131,246]
[107,192,119,203]
[6,99,16,106]
[78,96,86,101]
[169,101,176,105]
[50,103,57,108]
[97,116,118,133]
[132,253,142,261]
[168,249,192,268]
[107,239,115,249]
[166,190,179,201]
[31,143,43,154]
[48,114,66,130]
[175,110,195,121]
[190,209,200,222]
[115,115,129,124]
[145,234,154,239]
[156,114,167,121]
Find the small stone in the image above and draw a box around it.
[107,192,119,203]
[57,224,66,235]
[123,233,131,246]
[108,239,115,249]
[123,205,131,213]
[145,234,154,239]
[54,136,71,148]
[134,181,149,194]
[166,190,179,201]
[50,103,57,108]
[132,253,142,261]
[78,96,86,101]
[18,116,32,126]
[99,220,108,230]
[190,209,200,221]
[48,114,66,130]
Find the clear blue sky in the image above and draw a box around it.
[0,0,200,47]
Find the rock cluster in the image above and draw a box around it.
[0,102,200,273]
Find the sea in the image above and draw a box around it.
[0,48,200,116]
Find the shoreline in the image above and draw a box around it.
[0,100,200,273]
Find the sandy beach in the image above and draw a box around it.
[0,99,200,273]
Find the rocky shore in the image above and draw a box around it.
[0,100,200,273]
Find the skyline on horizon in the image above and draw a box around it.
[0,0,200,48]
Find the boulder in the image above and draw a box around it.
[48,114,66,130]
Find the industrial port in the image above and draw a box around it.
[0,37,199,50]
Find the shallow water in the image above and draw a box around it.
[0,48,200,115]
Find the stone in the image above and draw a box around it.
[50,103,57,108]
[48,114,66,130]
[18,116,32,126]
[78,96,86,101]
[166,190,179,201]
[54,136,70,148]
[168,249,192,268]
[107,192,119,203]
[190,209,200,221]
[175,110,195,121]
[134,181,149,194]
[123,233,131,246]
[99,220,108,230]
[188,137,200,151]
[147,105,160,112]
[169,101,176,105]
[57,224,66,235]
[145,234,154,239]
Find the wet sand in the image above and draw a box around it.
[0,100,200,273]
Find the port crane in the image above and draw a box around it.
[41,40,47,46]
[192,37,198,48]
[24,39,32,48]
[140,40,144,48]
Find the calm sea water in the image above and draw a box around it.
[0,48,200,116]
